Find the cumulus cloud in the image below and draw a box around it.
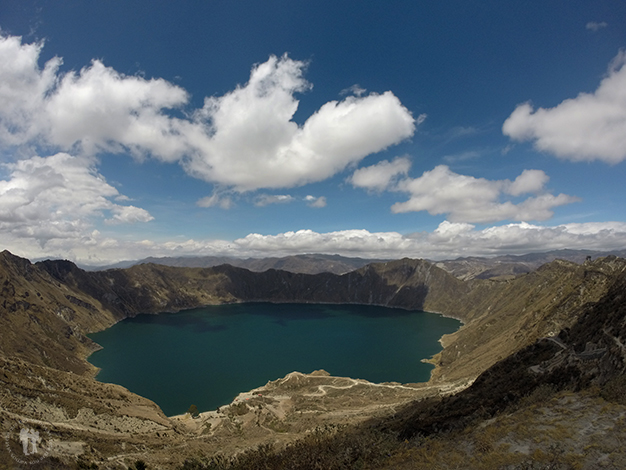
[233,229,414,257]
[45,60,189,160]
[185,57,416,190]
[349,156,411,192]
[0,35,59,145]
[0,34,416,191]
[0,34,189,158]
[506,169,550,196]
[503,51,626,163]
[390,165,578,223]
[105,205,155,225]
[0,153,153,244]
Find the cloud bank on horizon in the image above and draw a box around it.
[1,15,626,265]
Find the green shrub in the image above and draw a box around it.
[187,404,200,418]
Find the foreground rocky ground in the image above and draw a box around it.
[1,250,625,468]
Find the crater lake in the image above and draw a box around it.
[88,303,461,416]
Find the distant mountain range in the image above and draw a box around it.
[85,253,389,275]
[434,248,626,280]
[85,248,626,280]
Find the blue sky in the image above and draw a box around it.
[1,1,626,265]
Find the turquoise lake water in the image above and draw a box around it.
[87,303,460,416]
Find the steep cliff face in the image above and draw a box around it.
[35,257,469,322]
[213,258,466,313]
[0,251,117,374]
[37,260,237,318]
[428,257,626,385]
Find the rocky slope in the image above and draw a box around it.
[427,257,626,385]
[1,249,626,468]
[0,251,118,375]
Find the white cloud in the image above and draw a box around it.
[0,34,189,158]
[305,195,327,208]
[231,222,626,260]
[196,192,235,209]
[254,194,295,206]
[349,156,411,192]
[340,84,366,97]
[586,21,607,31]
[45,60,189,160]
[390,165,578,223]
[185,56,416,190]
[0,153,153,244]
[506,169,550,196]
[0,34,416,192]
[432,220,475,238]
[254,193,327,207]
[233,229,415,257]
[503,51,626,163]
[105,205,154,225]
[0,35,60,145]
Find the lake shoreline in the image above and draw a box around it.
[88,303,461,416]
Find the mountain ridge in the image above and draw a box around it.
[83,253,390,275]
[80,248,626,279]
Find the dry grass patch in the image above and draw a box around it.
[378,389,626,470]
